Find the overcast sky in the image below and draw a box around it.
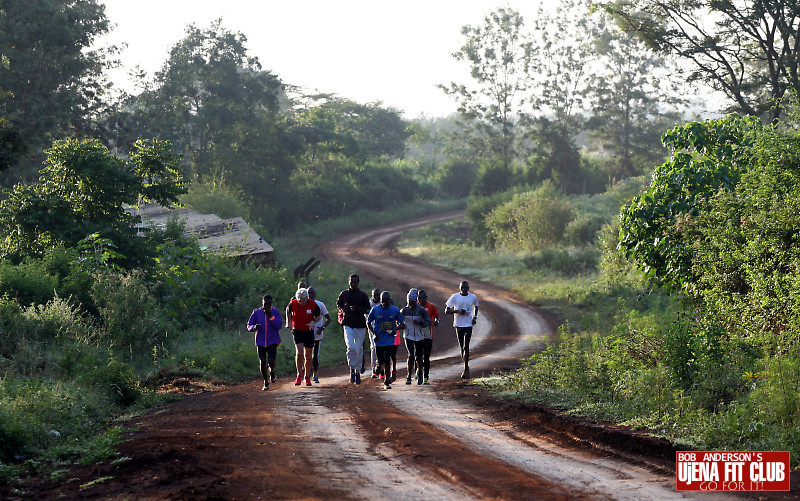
[98,0,549,118]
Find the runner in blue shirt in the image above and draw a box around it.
[367,291,405,390]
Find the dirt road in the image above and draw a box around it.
[20,212,782,500]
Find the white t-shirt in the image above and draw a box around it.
[313,299,329,341]
[446,292,479,328]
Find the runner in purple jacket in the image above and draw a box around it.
[247,295,283,390]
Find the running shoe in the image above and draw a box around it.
[417,372,423,385]
[460,369,470,379]
[391,370,397,382]
[355,373,361,385]
[379,373,385,380]
[371,372,379,379]
[294,375,302,386]
[384,383,392,390]
[350,371,356,383]
[262,383,269,391]
[405,378,412,385]
[305,377,312,387]
[312,374,319,383]
[423,378,430,385]
[270,371,277,383]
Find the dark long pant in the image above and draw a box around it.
[420,338,433,377]
[405,338,425,378]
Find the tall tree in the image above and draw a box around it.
[440,7,533,171]
[522,0,597,193]
[291,97,411,170]
[0,0,114,180]
[122,20,283,180]
[0,54,26,171]
[601,0,800,121]
[586,15,684,179]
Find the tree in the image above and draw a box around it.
[0,138,185,265]
[437,158,479,198]
[688,122,800,336]
[528,0,594,133]
[330,100,410,159]
[440,7,533,171]
[585,16,684,179]
[618,114,764,293]
[0,116,25,171]
[0,54,26,171]
[522,0,599,193]
[0,0,114,179]
[601,0,800,121]
[120,20,283,180]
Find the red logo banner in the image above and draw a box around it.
[676,451,790,491]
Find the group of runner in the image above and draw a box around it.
[247,273,479,390]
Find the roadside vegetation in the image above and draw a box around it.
[398,113,800,466]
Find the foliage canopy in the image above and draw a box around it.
[601,0,800,121]
[0,138,185,265]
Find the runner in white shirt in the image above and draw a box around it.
[308,287,331,383]
[445,280,479,379]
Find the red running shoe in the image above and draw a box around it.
[294,375,302,386]
[305,377,312,387]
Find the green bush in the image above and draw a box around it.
[85,356,141,407]
[0,260,58,307]
[466,190,515,247]
[471,160,517,197]
[522,247,598,277]
[91,271,174,354]
[485,181,574,251]
[437,158,479,198]
[181,177,250,220]
[563,213,606,245]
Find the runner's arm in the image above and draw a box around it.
[269,308,282,330]
[246,310,260,331]
[419,307,431,328]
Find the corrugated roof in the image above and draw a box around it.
[129,205,273,258]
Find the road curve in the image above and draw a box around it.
[313,211,732,500]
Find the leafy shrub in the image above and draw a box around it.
[0,297,91,377]
[563,213,606,245]
[618,115,763,293]
[485,181,574,251]
[181,177,250,220]
[471,160,517,197]
[85,356,141,407]
[0,260,58,307]
[465,190,516,247]
[437,158,478,198]
[91,271,173,354]
[522,247,599,276]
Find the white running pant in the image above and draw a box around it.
[343,326,366,372]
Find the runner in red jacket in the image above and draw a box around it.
[417,289,440,385]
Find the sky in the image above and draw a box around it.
[98,0,548,118]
